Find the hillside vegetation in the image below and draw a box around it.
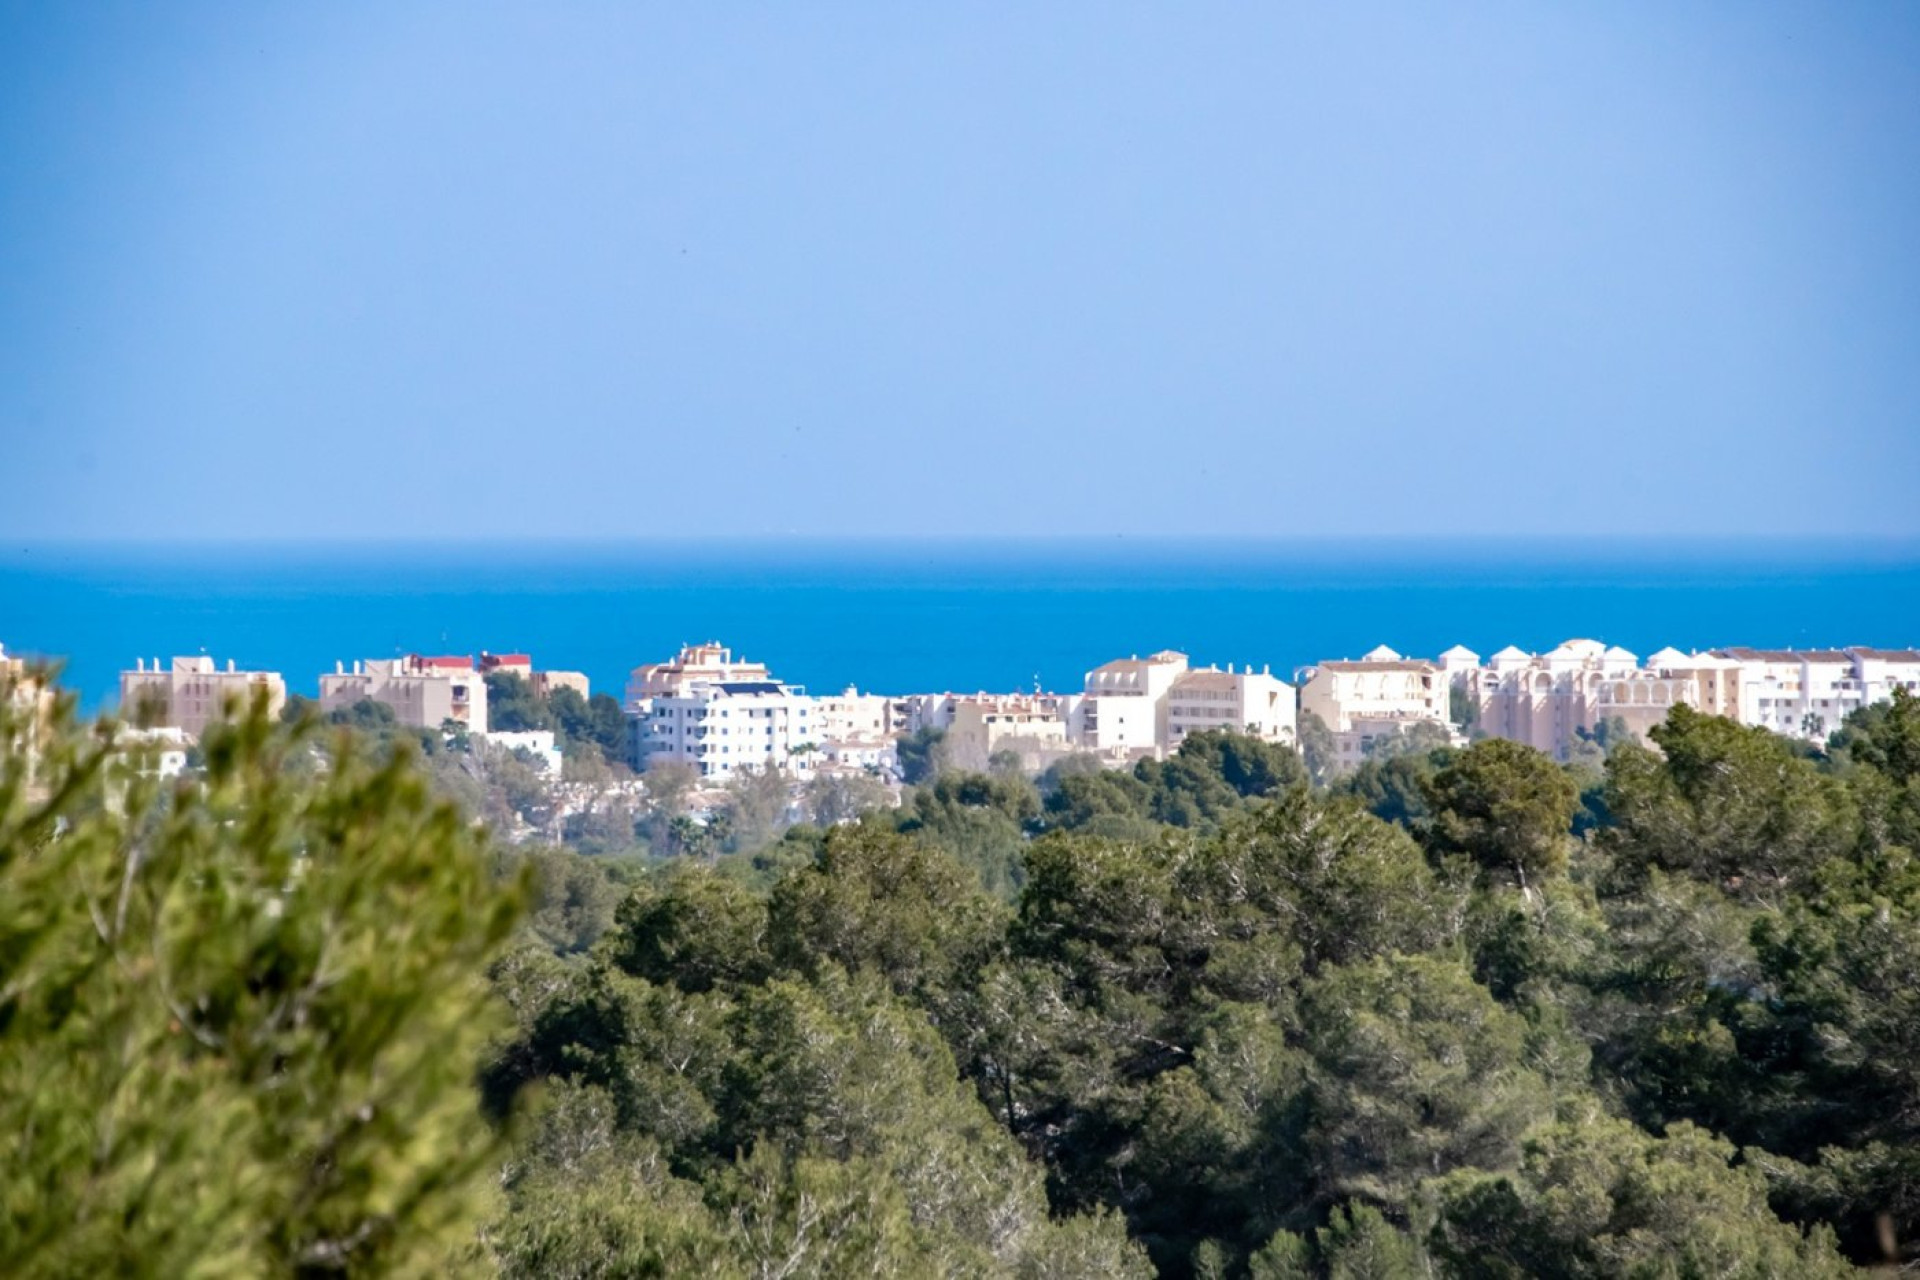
[5,670,1919,1276]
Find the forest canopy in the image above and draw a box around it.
[5,667,1920,1277]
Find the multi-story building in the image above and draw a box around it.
[1464,639,1662,761]
[1710,647,1920,741]
[625,643,816,780]
[1298,646,1451,767]
[814,687,895,743]
[1432,641,1920,756]
[1164,664,1296,749]
[625,642,772,709]
[119,655,287,739]
[1071,651,1190,755]
[945,694,1071,769]
[320,655,489,735]
[478,651,591,700]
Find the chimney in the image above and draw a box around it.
[136,657,145,672]
[335,660,344,674]
[227,658,235,672]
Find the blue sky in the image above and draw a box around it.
[1,3,1916,539]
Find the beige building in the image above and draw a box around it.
[119,655,287,739]
[814,687,895,743]
[946,695,1070,770]
[320,654,489,735]
[479,651,591,700]
[1299,646,1451,767]
[626,641,772,708]
[1466,640,1662,760]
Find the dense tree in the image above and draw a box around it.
[716,763,793,856]
[1423,1117,1849,1277]
[0,691,524,1275]
[1297,954,1559,1213]
[1424,738,1580,886]
[1828,686,1920,783]
[1336,745,1450,833]
[548,686,631,766]
[803,769,892,827]
[16,664,1920,1274]
[1601,704,1858,898]
[506,844,620,954]
[1296,711,1339,787]
[485,671,554,733]
[899,769,1039,897]
[769,824,1004,1008]
[896,725,948,784]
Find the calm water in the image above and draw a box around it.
[2,539,1917,710]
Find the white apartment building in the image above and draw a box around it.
[1165,664,1297,749]
[1711,647,1920,741]
[625,643,817,780]
[119,655,287,739]
[319,654,489,735]
[1071,650,1191,756]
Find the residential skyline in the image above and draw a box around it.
[3,4,1918,540]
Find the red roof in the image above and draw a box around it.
[410,654,475,671]
[480,652,532,667]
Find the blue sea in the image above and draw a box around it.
[2,539,1917,711]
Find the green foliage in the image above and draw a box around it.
[1299,954,1557,1211]
[608,862,773,993]
[506,844,620,954]
[1601,704,1858,897]
[14,666,1919,1274]
[1424,737,1580,885]
[768,824,1004,1007]
[1296,710,1339,787]
[1423,1117,1850,1277]
[900,769,1039,897]
[485,670,554,733]
[0,690,525,1275]
[1336,744,1450,833]
[1448,682,1479,734]
[896,725,948,784]
[1039,729,1314,839]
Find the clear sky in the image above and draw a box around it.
[2,3,1916,540]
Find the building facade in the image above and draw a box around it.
[119,655,287,739]
[319,655,489,735]
[1298,646,1451,768]
[945,695,1071,770]
[624,643,817,780]
[1164,665,1297,749]
[1071,651,1190,755]
[1711,647,1920,741]
[625,642,771,710]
